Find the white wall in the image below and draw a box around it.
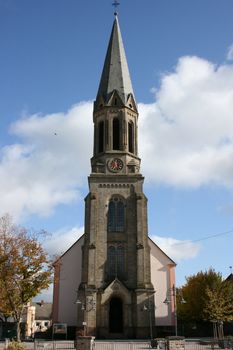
[57,236,84,326]
[55,236,175,327]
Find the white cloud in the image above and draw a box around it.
[151,235,201,262]
[227,45,233,61]
[43,225,84,256]
[1,54,233,221]
[0,102,93,221]
[139,56,233,188]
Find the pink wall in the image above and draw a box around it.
[149,239,176,326]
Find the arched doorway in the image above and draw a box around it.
[109,297,123,333]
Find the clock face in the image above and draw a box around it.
[108,158,124,172]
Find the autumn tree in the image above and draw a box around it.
[0,214,52,341]
[177,268,223,322]
[177,268,233,337]
[204,279,233,322]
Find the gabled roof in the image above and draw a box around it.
[54,233,176,267]
[96,16,135,104]
[149,236,176,266]
[53,234,84,265]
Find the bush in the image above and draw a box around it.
[7,341,26,350]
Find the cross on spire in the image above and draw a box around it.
[112,0,120,16]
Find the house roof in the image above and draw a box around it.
[225,273,233,283]
[32,302,52,320]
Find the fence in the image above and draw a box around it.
[34,341,75,350]
[94,341,151,350]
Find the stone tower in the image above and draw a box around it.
[77,15,155,339]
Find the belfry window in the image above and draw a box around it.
[128,121,134,153]
[98,121,104,153]
[107,246,125,279]
[108,197,125,232]
[113,118,120,150]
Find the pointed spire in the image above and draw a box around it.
[96,16,135,105]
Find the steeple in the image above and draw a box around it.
[96,16,136,107]
[91,15,140,175]
[77,11,155,340]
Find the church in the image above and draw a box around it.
[52,13,176,339]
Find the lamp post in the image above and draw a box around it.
[164,285,186,336]
[164,285,177,336]
[142,290,156,340]
[75,287,96,336]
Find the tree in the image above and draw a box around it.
[177,268,233,337]
[204,279,233,322]
[0,214,52,341]
[177,268,222,323]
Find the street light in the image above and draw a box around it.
[142,290,156,340]
[75,288,96,336]
[75,297,96,311]
[163,285,186,336]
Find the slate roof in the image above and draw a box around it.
[97,15,135,104]
[32,302,52,320]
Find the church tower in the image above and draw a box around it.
[77,14,155,339]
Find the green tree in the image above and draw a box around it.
[0,214,52,341]
[177,268,223,322]
[204,279,233,322]
[177,268,233,338]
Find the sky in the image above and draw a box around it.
[1,0,233,300]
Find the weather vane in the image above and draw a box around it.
[112,0,120,16]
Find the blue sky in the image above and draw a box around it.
[1,0,233,299]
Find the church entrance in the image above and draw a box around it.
[109,297,123,333]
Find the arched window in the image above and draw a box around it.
[108,198,125,232]
[107,246,125,280]
[113,118,120,150]
[98,121,104,153]
[128,121,134,153]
